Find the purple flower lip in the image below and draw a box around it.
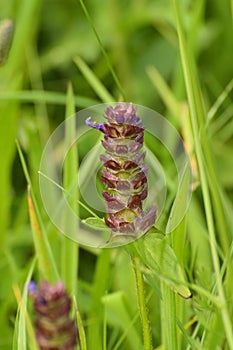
[86,116,104,131]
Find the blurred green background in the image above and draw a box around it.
[0,0,232,349]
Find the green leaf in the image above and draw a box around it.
[83,217,108,230]
[136,232,192,299]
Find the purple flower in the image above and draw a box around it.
[28,280,78,350]
[86,102,156,238]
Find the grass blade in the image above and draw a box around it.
[79,0,125,99]
[16,140,59,282]
[12,258,39,350]
[61,82,79,297]
[74,55,114,103]
[74,298,87,350]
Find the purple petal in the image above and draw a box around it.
[134,206,156,232]
[28,281,38,293]
[86,117,104,131]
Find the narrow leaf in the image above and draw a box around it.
[12,258,39,350]
[61,82,79,296]
[16,140,59,282]
[27,188,59,282]
[79,0,125,99]
[74,298,87,350]
[74,55,114,103]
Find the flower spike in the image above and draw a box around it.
[86,102,156,239]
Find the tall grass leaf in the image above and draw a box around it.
[146,65,181,119]
[74,297,87,350]
[74,56,114,102]
[16,140,59,282]
[12,258,39,350]
[27,188,59,282]
[176,318,203,350]
[79,0,125,100]
[207,78,233,122]
[61,82,79,296]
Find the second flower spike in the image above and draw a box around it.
[28,280,78,350]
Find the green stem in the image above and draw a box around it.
[131,255,152,350]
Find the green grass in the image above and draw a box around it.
[0,0,232,349]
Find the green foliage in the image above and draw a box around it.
[135,231,192,299]
[0,0,232,349]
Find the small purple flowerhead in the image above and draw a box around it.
[28,280,78,350]
[86,102,156,239]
